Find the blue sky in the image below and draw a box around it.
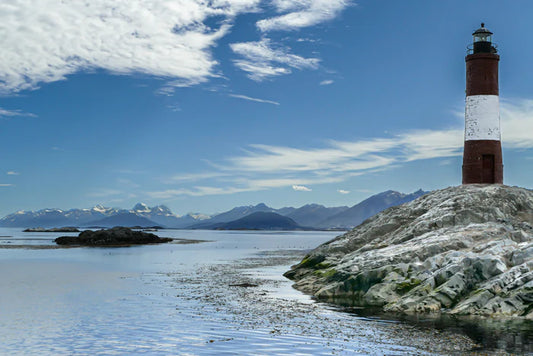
[1,0,533,216]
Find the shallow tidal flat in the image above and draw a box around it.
[0,228,530,354]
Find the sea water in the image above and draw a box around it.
[0,228,531,355]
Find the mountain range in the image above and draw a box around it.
[0,189,428,230]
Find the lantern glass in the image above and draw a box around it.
[474,34,491,43]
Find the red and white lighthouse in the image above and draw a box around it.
[462,23,503,184]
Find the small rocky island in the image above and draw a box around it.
[24,227,80,232]
[55,226,172,246]
[285,185,533,318]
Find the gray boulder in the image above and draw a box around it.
[284,185,533,317]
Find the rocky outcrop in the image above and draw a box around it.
[285,185,533,318]
[55,227,172,246]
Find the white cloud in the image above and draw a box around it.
[320,79,334,85]
[229,94,280,105]
[500,99,533,148]
[0,0,355,93]
[230,38,319,81]
[0,108,36,118]
[258,0,350,32]
[0,184,13,187]
[0,0,261,94]
[293,184,312,191]
[337,189,350,194]
[6,171,19,176]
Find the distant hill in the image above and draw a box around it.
[276,207,297,216]
[85,212,161,228]
[317,189,428,229]
[188,203,276,228]
[202,212,307,230]
[285,204,349,227]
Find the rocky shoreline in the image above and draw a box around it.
[167,249,483,354]
[285,185,533,318]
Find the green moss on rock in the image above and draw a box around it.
[396,279,422,294]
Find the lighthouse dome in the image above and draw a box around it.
[472,23,493,37]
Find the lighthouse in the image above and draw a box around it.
[462,23,503,184]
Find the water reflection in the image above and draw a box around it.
[337,306,533,354]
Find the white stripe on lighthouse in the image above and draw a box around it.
[465,95,501,141]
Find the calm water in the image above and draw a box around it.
[0,228,531,355]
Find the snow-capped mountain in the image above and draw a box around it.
[0,203,209,228]
[0,205,124,228]
[0,189,429,230]
[131,203,210,228]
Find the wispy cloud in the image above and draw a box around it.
[6,171,19,175]
[113,169,147,175]
[87,188,138,204]
[148,186,252,199]
[87,189,123,198]
[292,184,312,191]
[117,178,140,188]
[0,108,36,118]
[230,38,319,81]
[150,98,533,200]
[167,172,230,183]
[167,104,182,112]
[320,79,334,85]
[229,94,280,105]
[258,0,351,32]
[0,184,13,187]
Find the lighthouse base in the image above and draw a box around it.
[462,140,503,184]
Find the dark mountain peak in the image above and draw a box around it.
[317,189,430,229]
[377,190,402,197]
[208,211,306,231]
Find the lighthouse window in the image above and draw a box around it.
[474,34,491,43]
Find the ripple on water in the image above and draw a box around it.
[0,229,527,354]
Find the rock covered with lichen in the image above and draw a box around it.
[284,185,533,318]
